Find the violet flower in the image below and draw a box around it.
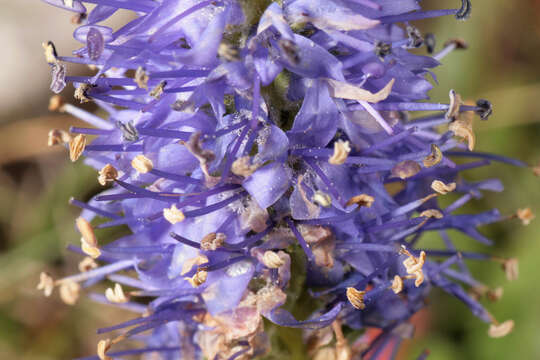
[39,0,526,359]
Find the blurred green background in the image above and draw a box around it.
[1,0,540,358]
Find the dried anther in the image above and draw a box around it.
[105,283,129,303]
[97,339,112,360]
[400,247,426,287]
[443,38,469,50]
[374,41,392,59]
[423,144,443,167]
[312,191,332,208]
[391,275,403,294]
[48,95,65,112]
[59,281,81,305]
[131,155,153,173]
[200,232,226,251]
[502,258,519,281]
[98,164,118,185]
[445,89,462,120]
[76,216,101,258]
[187,269,208,287]
[262,250,285,269]
[69,134,87,162]
[419,209,443,219]
[231,156,260,178]
[431,180,456,195]
[48,129,72,146]
[150,80,167,99]
[346,287,366,310]
[449,112,475,151]
[135,67,149,89]
[391,160,421,179]
[455,0,472,20]
[487,287,504,302]
[163,204,185,224]
[475,99,492,120]
[516,208,534,225]
[42,41,58,64]
[345,194,374,208]
[488,320,514,338]
[74,83,92,103]
[117,120,139,142]
[37,272,55,297]
[406,25,423,48]
[78,257,98,272]
[328,140,351,165]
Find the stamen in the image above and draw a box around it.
[48,95,65,112]
[48,129,72,146]
[487,287,504,302]
[42,41,58,64]
[449,112,475,151]
[488,320,514,338]
[391,160,421,179]
[74,83,92,103]
[97,338,112,360]
[98,164,118,185]
[400,247,426,287]
[105,283,129,303]
[262,250,285,269]
[149,81,167,99]
[423,144,443,167]
[516,208,534,225]
[431,180,456,194]
[200,232,226,251]
[131,155,153,174]
[445,89,462,120]
[69,134,87,162]
[374,41,392,59]
[346,287,366,310]
[117,121,139,142]
[501,258,519,281]
[345,194,374,208]
[163,204,185,224]
[455,0,472,20]
[76,216,101,258]
[406,25,424,48]
[312,191,332,208]
[434,38,468,61]
[37,272,55,297]
[186,269,208,287]
[59,281,81,305]
[328,140,351,165]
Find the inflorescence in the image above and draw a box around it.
[39,0,530,359]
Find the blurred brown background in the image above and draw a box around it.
[1,0,540,359]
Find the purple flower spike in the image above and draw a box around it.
[39,0,525,358]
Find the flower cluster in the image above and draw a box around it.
[39,0,527,359]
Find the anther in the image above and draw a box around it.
[400,247,426,287]
[391,275,403,294]
[374,41,392,59]
[231,156,260,178]
[406,25,423,48]
[98,164,118,186]
[42,41,58,64]
[187,269,208,287]
[501,258,518,281]
[105,283,129,303]
[78,257,98,272]
[37,272,55,297]
[455,0,472,20]
[328,140,351,165]
[425,33,436,54]
[74,83,92,103]
[48,129,72,146]
[116,120,138,142]
[487,287,504,302]
[131,155,153,173]
[423,144,443,167]
[391,160,422,179]
[71,12,87,25]
[97,339,112,360]
[69,134,86,162]
[445,89,462,120]
[150,80,167,99]
[345,194,374,208]
[59,281,80,305]
[312,191,332,208]
[135,67,149,89]
[475,99,492,120]
[200,232,226,251]
[346,287,366,310]
[449,113,475,151]
[419,209,443,219]
[76,216,101,259]
[48,95,65,112]
[488,320,514,338]
[431,180,456,195]
[163,204,185,224]
[516,208,534,225]
[262,250,285,269]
